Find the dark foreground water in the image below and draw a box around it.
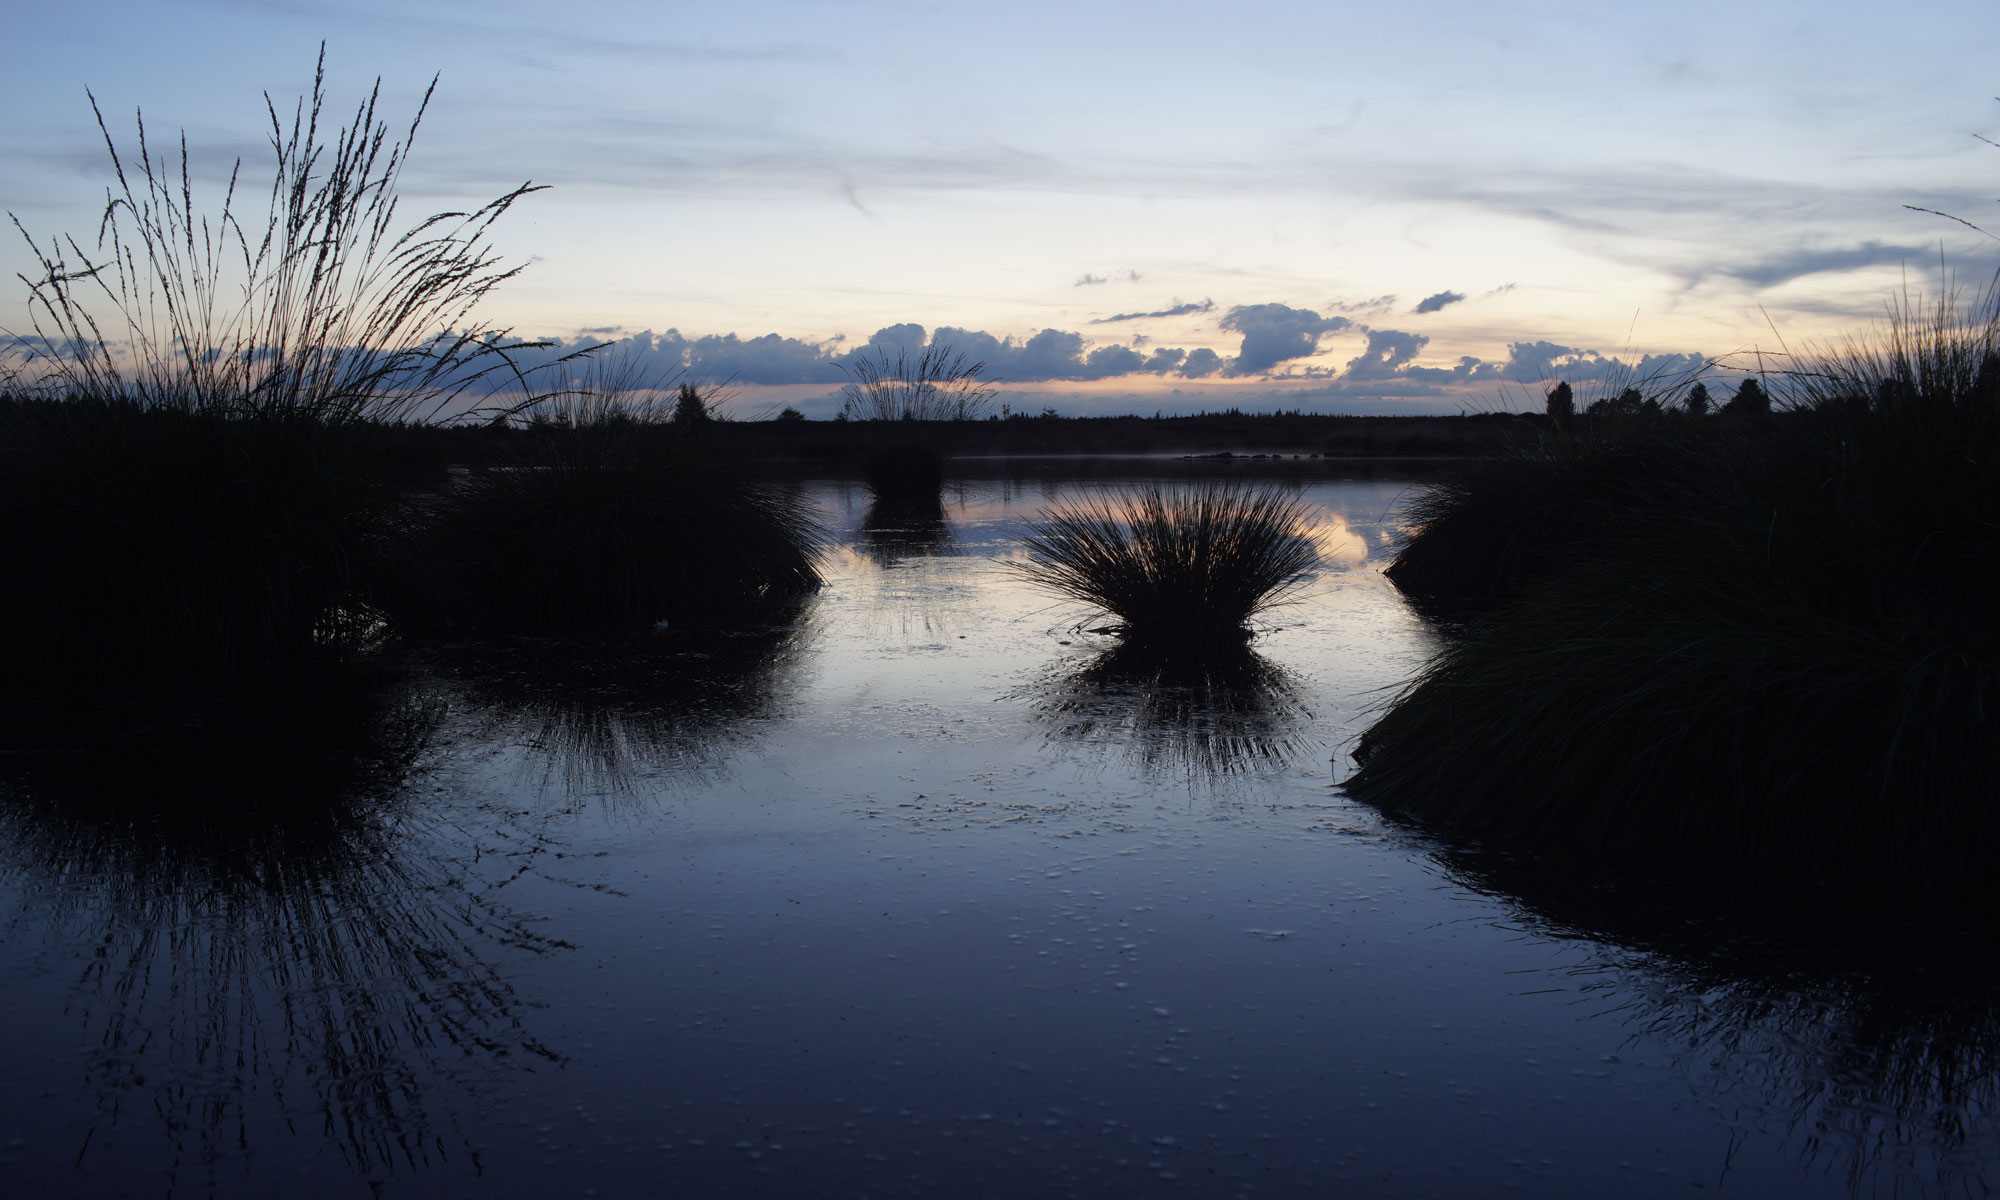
[2,475,1994,1198]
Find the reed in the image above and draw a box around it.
[1013,482,1320,649]
[839,345,991,502]
[8,45,556,422]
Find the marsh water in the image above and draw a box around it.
[2,471,1995,1198]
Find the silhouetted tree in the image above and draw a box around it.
[1546,381,1574,424]
[1685,382,1711,416]
[774,405,805,422]
[671,383,712,425]
[1724,377,1769,415]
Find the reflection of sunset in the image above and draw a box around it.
[1300,513,1370,565]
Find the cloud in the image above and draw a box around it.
[1720,240,1929,288]
[1075,273,1107,286]
[1485,341,1708,389]
[1343,329,1430,380]
[1218,303,1351,376]
[1411,290,1465,315]
[1180,347,1224,378]
[1326,295,1398,316]
[1091,298,1215,324]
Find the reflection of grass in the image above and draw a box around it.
[0,675,559,1184]
[858,496,956,566]
[1012,482,1319,649]
[1351,291,2000,898]
[427,610,812,799]
[1425,838,2000,1195]
[1017,640,1312,783]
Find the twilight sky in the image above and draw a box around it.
[4,0,1998,416]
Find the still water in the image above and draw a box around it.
[2,474,1994,1198]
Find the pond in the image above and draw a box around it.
[2,472,1994,1198]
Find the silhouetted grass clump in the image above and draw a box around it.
[390,395,823,633]
[0,52,562,726]
[840,345,991,503]
[1350,288,2000,901]
[1013,482,1319,649]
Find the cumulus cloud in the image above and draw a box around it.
[451,309,1713,409]
[1091,298,1216,323]
[1180,347,1224,378]
[1411,290,1465,315]
[1484,341,1708,388]
[1218,303,1351,376]
[1343,329,1430,380]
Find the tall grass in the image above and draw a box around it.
[1348,285,2000,900]
[0,53,563,724]
[8,45,551,422]
[839,345,992,502]
[1013,482,1320,649]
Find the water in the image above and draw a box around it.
[1,475,1993,1198]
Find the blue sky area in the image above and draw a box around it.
[4,0,1998,415]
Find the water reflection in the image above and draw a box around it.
[1017,641,1314,784]
[1431,842,2000,1196]
[426,614,813,800]
[857,496,957,566]
[0,681,558,1186]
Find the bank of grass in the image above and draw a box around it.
[0,396,396,721]
[387,396,823,634]
[1013,482,1319,650]
[1380,415,1739,602]
[1350,290,2000,900]
[0,58,832,730]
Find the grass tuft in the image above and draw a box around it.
[1012,482,1320,649]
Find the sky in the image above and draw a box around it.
[4,0,1998,417]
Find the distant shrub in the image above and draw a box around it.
[1012,482,1319,649]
